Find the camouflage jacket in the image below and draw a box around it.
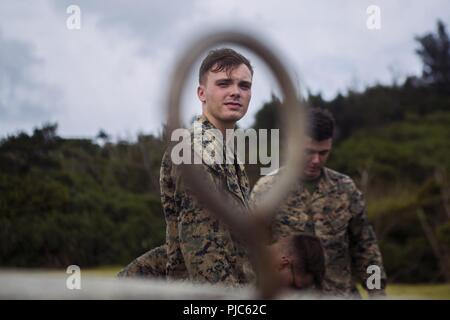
[251,167,387,297]
[160,115,254,285]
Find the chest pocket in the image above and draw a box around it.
[273,209,309,237]
[314,194,352,237]
[324,211,351,233]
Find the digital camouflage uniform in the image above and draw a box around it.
[117,245,167,278]
[160,115,254,285]
[251,167,387,298]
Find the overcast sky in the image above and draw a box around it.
[1,0,449,139]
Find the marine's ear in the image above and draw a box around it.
[197,85,206,103]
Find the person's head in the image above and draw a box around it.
[303,107,335,180]
[270,234,325,291]
[197,48,254,132]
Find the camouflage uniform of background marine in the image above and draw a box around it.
[160,115,254,285]
[251,167,387,298]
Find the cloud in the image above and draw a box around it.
[50,0,198,56]
[0,0,169,138]
[0,29,63,134]
[0,0,449,138]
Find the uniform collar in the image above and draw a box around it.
[192,115,245,173]
[312,167,338,197]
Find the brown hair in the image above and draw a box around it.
[289,234,326,290]
[198,48,253,84]
[308,107,335,141]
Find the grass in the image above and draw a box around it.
[81,265,123,277]
[385,283,450,300]
[357,283,450,299]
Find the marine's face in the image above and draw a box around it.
[303,136,332,180]
[197,63,252,129]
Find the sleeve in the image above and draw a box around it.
[173,164,241,285]
[348,187,388,297]
[249,176,272,209]
[117,245,167,278]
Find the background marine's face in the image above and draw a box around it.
[303,137,332,180]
